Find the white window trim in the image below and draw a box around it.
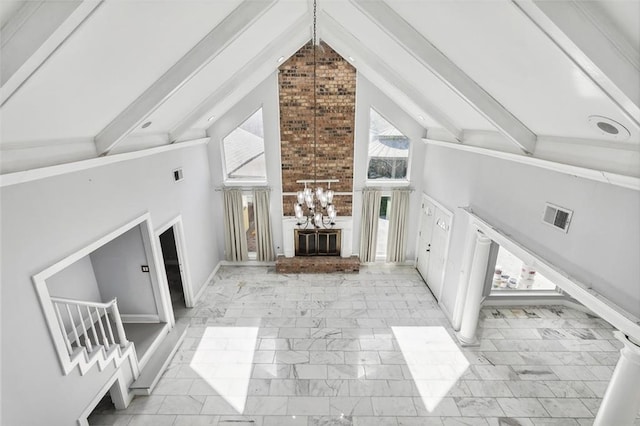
[220,106,267,183]
[366,107,412,184]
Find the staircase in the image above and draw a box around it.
[48,297,138,376]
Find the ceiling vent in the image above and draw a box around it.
[542,203,572,233]
[173,168,183,182]
[587,115,630,141]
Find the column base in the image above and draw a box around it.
[455,331,480,347]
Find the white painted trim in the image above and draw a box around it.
[120,314,160,323]
[463,207,640,342]
[0,138,209,188]
[139,219,173,327]
[156,216,195,308]
[352,0,537,154]
[1,1,103,106]
[32,213,157,376]
[192,261,222,305]
[424,138,640,191]
[320,12,461,141]
[95,0,278,155]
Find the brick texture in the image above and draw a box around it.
[279,41,356,216]
[275,255,360,273]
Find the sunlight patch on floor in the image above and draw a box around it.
[189,326,259,413]
[392,326,469,412]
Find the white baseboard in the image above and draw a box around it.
[121,314,160,323]
[192,261,222,305]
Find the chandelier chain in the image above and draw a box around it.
[313,0,317,187]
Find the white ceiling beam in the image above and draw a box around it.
[319,12,461,142]
[351,0,537,155]
[94,0,278,156]
[0,0,103,106]
[170,14,310,142]
[513,0,640,129]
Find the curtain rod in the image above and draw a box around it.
[357,186,414,192]
[215,186,272,192]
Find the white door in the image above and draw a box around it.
[426,208,450,301]
[416,199,435,286]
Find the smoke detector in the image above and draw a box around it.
[587,115,630,140]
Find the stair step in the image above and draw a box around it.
[129,324,188,396]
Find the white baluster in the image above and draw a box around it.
[111,299,129,347]
[103,307,115,346]
[95,307,109,347]
[53,303,73,355]
[65,304,81,348]
[85,306,100,349]
[76,305,93,352]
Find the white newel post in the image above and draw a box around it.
[457,232,491,346]
[594,332,640,426]
[111,299,129,347]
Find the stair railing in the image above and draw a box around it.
[49,296,129,357]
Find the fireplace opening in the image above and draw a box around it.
[295,229,341,256]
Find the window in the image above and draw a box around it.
[491,246,558,292]
[242,194,256,259]
[376,195,391,259]
[222,109,266,181]
[367,109,410,180]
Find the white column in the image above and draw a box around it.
[456,233,491,346]
[594,331,640,426]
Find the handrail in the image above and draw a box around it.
[49,296,129,359]
[50,296,117,309]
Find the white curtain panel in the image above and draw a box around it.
[359,188,381,263]
[223,189,248,262]
[386,189,410,263]
[253,189,275,261]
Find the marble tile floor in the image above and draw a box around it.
[89,266,639,426]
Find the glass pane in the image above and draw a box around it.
[223,109,266,180]
[492,246,558,291]
[377,196,391,259]
[242,195,256,254]
[368,109,410,180]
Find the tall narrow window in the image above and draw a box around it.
[368,109,410,180]
[242,194,257,259]
[376,195,391,259]
[222,108,266,181]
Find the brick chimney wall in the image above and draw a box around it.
[278,41,356,216]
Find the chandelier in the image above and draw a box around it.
[294,0,338,229]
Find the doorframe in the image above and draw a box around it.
[156,215,195,309]
[417,193,454,301]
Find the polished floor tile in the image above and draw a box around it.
[89,266,640,426]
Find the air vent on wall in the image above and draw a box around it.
[173,168,183,182]
[543,203,572,232]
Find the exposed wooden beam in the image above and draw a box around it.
[320,12,461,142]
[94,0,278,156]
[169,14,310,142]
[351,0,537,155]
[513,0,640,129]
[0,0,103,106]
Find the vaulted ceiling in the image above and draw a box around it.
[1,0,638,182]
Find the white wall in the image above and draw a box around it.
[46,254,102,302]
[0,143,220,426]
[90,225,157,316]
[208,72,285,258]
[352,74,426,261]
[422,144,640,320]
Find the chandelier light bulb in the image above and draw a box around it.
[296,191,305,205]
[326,190,334,203]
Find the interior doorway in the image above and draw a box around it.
[416,194,453,301]
[159,225,189,319]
